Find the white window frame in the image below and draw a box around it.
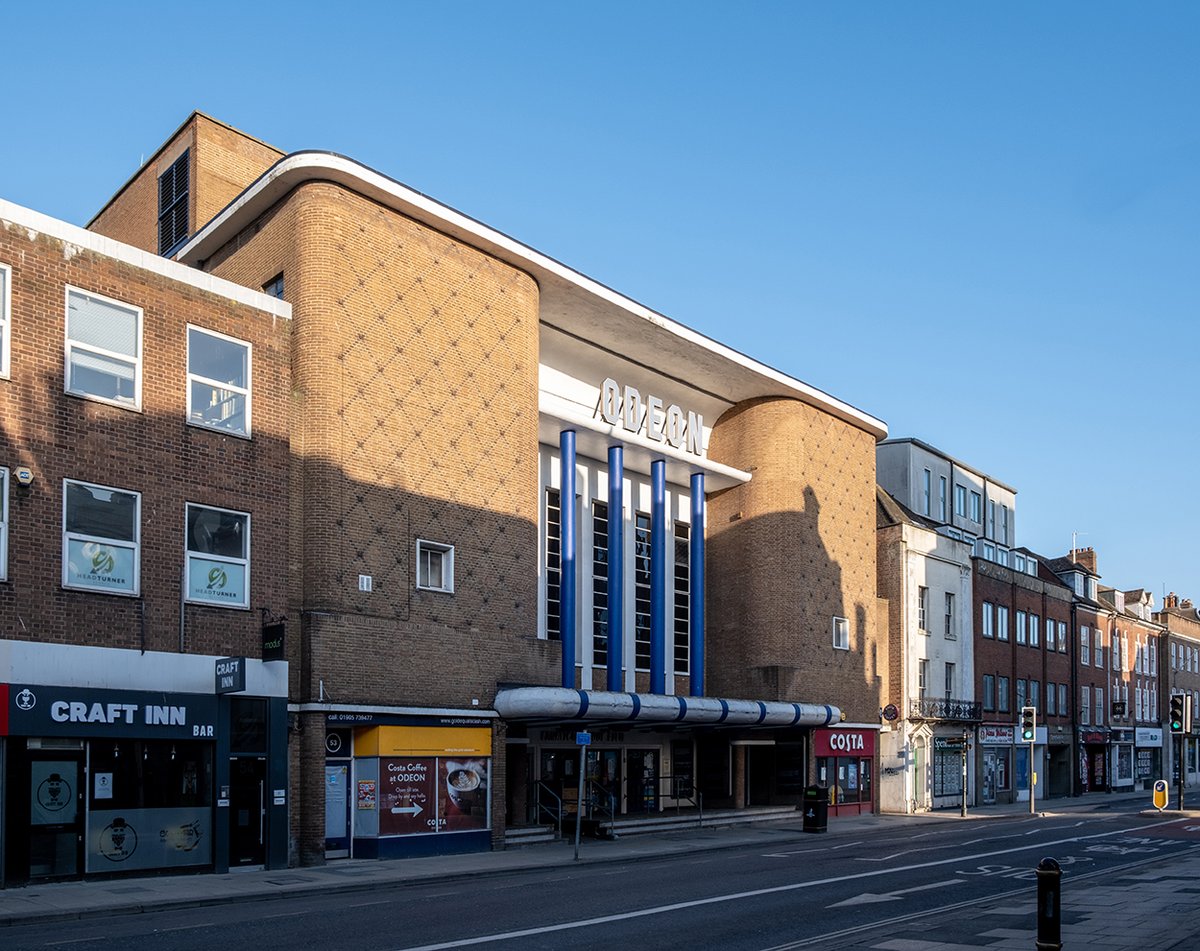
[0,262,11,379]
[1016,609,1027,645]
[982,602,994,639]
[64,285,143,410]
[184,502,251,609]
[918,586,929,632]
[187,325,253,438]
[997,605,1010,642]
[944,592,955,639]
[1081,686,1090,725]
[0,466,8,581]
[832,616,849,651]
[416,539,455,594]
[62,478,141,596]
[1081,626,1090,665]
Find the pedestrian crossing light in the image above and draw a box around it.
[1020,706,1036,742]
[1170,694,1189,734]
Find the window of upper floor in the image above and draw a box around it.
[417,539,455,594]
[833,616,850,651]
[65,287,142,410]
[969,491,982,523]
[0,262,10,379]
[187,326,252,437]
[62,479,140,596]
[263,273,285,300]
[185,503,250,609]
[158,151,190,256]
[0,466,8,581]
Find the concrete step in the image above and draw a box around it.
[503,824,560,846]
[602,805,800,837]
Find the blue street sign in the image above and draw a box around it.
[576,732,592,746]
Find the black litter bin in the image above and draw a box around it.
[802,784,828,833]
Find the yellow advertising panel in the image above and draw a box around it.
[355,725,491,758]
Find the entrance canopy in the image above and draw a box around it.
[494,687,840,728]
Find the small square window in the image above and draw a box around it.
[62,479,140,596]
[66,287,142,409]
[417,539,454,593]
[187,326,251,437]
[263,273,285,300]
[832,616,849,651]
[185,503,250,608]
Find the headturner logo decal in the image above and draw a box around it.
[206,566,228,590]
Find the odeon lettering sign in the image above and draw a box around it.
[813,728,877,758]
[596,378,704,456]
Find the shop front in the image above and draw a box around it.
[1110,729,1135,791]
[931,730,971,810]
[1135,728,1163,792]
[977,725,1013,805]
[0,641,289,888]
[325,713,495,860]
[1079,728,1109,794]
[813,727,876,816]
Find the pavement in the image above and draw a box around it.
[0,789,1194,938]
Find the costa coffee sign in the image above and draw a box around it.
[813,728,876,757]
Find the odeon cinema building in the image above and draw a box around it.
[74,114,891,866]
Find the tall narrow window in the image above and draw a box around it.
[982,674,995,711]
[938,476,947,521]
[944,592,955,638]
[158,151,190,255]
[0,467,8,581]
[922,468,932,516]
[1094,687,1104,725]
[0,262,10,379]
[919,659,929,701]
[1029,614,1040,648]
[185,504,250,608]
[673,520,690,676]
[1058,683,1068,718]
[1016,610,1027,645]
[63,480,140,596]
[998,676,1010,712]
[1081,627,1091,665]
[634,511,652,669]
[918,586,929,632]
[945,662,955,698]
[65,287,142,408]
[982,602,994,639]
[1094,630,1104,668]
[970,491,982,523]
[1046,682,1056,715]
[988,500,996,538]
[1081,686,1090,725]
[1001,505,1009,545]
[1030,680,1040,712]
[591,500,609,668]
[545,488,561,641]
[187,327,251,436]
[955,484,966,518]
[997,605,1010,642]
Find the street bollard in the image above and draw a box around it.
[1035,857,1062,951]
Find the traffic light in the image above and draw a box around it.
[1170,694,1189,734]
[1020,705,1036,742]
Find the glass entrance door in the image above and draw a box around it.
[29,756,83,880]
[324,763,350,857]
[229,756,266,868]
[626,749,658,814]
[982,750,997,804]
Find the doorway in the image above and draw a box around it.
[29,755,84,880]
[982,750,997,804]
[626,749,658,814]
[324,763,350,857]
[229,756,266,868]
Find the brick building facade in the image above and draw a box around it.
[0,197,291,886]
[0,112,896,874]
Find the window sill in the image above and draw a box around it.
[187,418,252,440]
[66,389,142,413]
[184,597,251,610]
[63,583,140,598]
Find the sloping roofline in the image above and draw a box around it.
[177,150,888,440]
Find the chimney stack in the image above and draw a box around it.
[1071,546,1097,574]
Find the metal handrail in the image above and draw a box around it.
[585,780,617,821]
[661,773,704,828]
[534,781,563,838]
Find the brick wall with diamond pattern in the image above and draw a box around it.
[704,397,885,727]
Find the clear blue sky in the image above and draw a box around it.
[3,3,1197,599]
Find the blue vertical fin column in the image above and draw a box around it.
[607,446,624,693]
[650,459,666,694]
[690,471,705,697]
[560,431,577,688]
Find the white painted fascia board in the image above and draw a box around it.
[0,198,291,321]
[178,152,886,440]
[0,639,288,697]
